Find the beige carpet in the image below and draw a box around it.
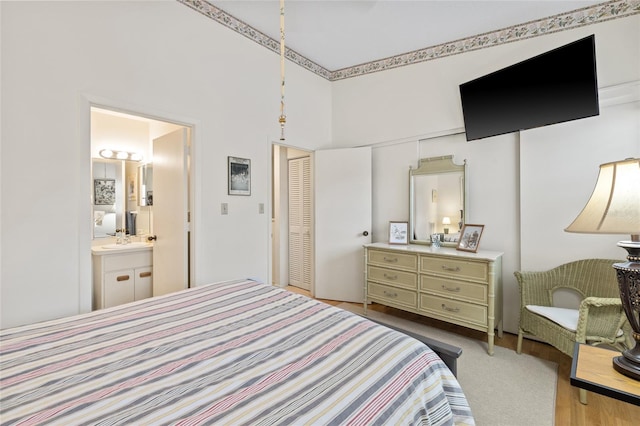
[338,303,558,426]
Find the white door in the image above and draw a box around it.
[288,157,312,290]
[314,147,372,302]
[152,128,189,297]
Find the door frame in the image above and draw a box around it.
[80,93,197,313]
[270,142,314,294]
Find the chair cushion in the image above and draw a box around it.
[525,305,625,338]
[526,305,578,332]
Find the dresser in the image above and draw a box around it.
[364,242,503,355]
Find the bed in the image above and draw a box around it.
[1,279,474,425]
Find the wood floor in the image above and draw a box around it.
[286,286,640,426]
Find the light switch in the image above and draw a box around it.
[221,203,228,215]
[259,203,264,214]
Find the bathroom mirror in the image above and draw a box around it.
[409,155,466,246]
[92,159,153,239]
[92,159,122,238]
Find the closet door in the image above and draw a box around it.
[288,157,312,290]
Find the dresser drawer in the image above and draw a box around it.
[420,256,487,282]
[368,282,417,309]
[420,294,487,327]
[368,249,418,271]
[368,266,417,289]
[420,276,487,304]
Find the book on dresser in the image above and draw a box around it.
[364,242,503,355]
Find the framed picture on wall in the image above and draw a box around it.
[94,179,116,205]
[228,156,251,196]
[388,221,409,245]
[457,224,484,252]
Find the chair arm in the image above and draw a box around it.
[576,297,628,344]
[580,297,623,308]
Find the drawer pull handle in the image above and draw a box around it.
[442,285,461,292]
[383,291,398,298]
[383,273,398,280]
[441,265,461,272]
[383,257,398,263]
[441,304,460,313]
[139,271,152,278]
[116,275,130,282]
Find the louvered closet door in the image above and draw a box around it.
[288,157,312,290]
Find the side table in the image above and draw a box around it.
[570,343,640,406]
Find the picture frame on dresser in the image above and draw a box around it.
[457,224,484,252]
[388,221,409,244]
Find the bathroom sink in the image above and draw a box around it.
[101,242,152,249]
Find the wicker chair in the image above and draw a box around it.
[514,258,631,404]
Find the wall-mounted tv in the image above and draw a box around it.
[459,35,599,141]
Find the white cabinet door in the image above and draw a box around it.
[134,267,153,301]
[104,269,135,308]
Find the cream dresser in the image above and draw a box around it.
[364,242,503,355]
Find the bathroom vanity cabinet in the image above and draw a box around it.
[364,242,503,355]
[92,245,153,309]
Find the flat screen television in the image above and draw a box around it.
[459,35,599,141]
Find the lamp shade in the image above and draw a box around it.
[565,158,640,234]
[442,217,451,225]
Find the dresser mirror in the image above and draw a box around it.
[409,155,466,246]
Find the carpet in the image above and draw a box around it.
[338,303,558,426]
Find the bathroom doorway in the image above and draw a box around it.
[90,107,192,301]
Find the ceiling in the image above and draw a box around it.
[208,0,604,71]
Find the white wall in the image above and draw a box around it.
[1,1,331,328]
[333,16,639,333]
[521,89,640,270]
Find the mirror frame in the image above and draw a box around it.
[138,163,153,207]
[409,155,467,246]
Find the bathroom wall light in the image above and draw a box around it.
[99,149,143,162]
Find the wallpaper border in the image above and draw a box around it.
[178,0,639,81]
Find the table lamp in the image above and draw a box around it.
[442,217,451,234]
[565,158,640,380]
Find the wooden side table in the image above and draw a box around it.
[570,343,640,406]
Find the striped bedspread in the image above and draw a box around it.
[1,279,474,425]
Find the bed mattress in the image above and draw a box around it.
[1,279,473,425]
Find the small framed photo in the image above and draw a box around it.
[388,221,409,245]
[94,178,116,205]
[228,156,251,196]
[457,224,484,252]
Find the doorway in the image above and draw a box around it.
[90,107,192,303]
[271,144,314,293]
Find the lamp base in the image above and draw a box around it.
[613,354,640,380]
[613,239,640,381]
